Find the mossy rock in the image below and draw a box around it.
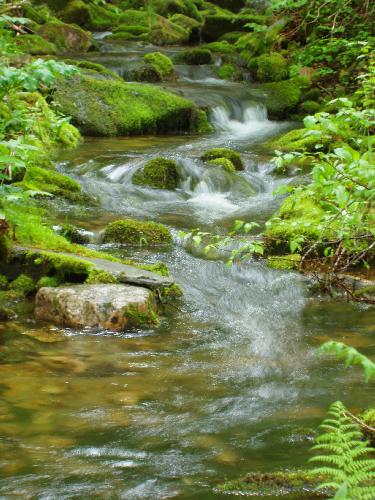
[19,165,91,204]
[261,78,309,120]
[218,63,237,80]
[174,48,212,65]
[62,0,119,30]
[63,59,121,81]
[133,52,175,82]
[59,224,90,245]
[250,52,288,82]
[133,157,179,190]
[151,0,202,21]
[203,41,237,55]
[23,3,52,24]
[201,148,244,170]
[36,276,62,289]
[9,274,35,296]
[0,274,8,290]
[15,34,57,55]
[169,14,202,42]
[264,192,327,253]
[267,128,321,153]
[53,75,201,137]
[38,20,93,54]
[194,109,214,134]
[102,219,172,246]
[299,100,321,115]
[216,470,328,497]
[207,157,236,173]
[118,9,189,45]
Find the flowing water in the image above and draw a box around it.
[0,42,374,499]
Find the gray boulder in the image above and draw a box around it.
[35,284,158,330]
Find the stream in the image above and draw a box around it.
[0,42,374,499]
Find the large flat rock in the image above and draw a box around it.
[13,246,174,289]
[35,284,158,330]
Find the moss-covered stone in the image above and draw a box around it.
[118,9,190,45]
[102,219,172,246]
[63,59,121,81]
[23,3,52,25]
[61,0,119,30]
[36,276,61,289]
[264,192,326,253]
[267,128,321,153]
[15,34,57,55]
[261,78,309,119]
[0,274,8,290]
[216,470,328,497]
[59,224,90,245]
[18,165,92,204]
[53,75,200,137]
[133,157,179,190]
[169,14,202,42]
[152,0,202,21]
[218,63,237,80]
[250,52,288,82]
[38,20,93,53]
[201,148,244,170]
[207,157,236,173]
[133,52,175,82]
[9,274,35,296]
[299,100,321,114]
[174,48,212,65]
[194,109,214,134]
[203,41,237,55]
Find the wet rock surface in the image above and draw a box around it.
[35,284,157,330]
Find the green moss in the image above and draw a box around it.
[132,157,179,190]
[9,274,35,296]
[57,122,81,149]
[300,100,321,114]
[85,269,117,284]
[264,192,326,252]
[207,157,236,173]
[19,165,90,203]
[160,283,183,301]
[0,274,8,290]
[38,20,93,53]
[169,13,201,30]
[261,78,308,119]
[23,3,52,24]
[124,301,159,328]
[15,34,57,55]
[353,285,375,298]
[114,24,150,36]
[102,218,172,246]
[201,148,244,170]
[141,52,175,81]
[63,59,121,81]
[203,41,236,55]
[192,109,213,134]
[174,48,212,65]
[217,470,327,496]
[267,128,322,153]
[152,0,202,21]
[218,63,236,80]
[59,224,90,245]
[61,0,90,25]
[267,254,301,270]
[36,276,61,289]
[251,52,288,82]
[53,75,200,137]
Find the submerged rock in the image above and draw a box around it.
[35,284,158,330]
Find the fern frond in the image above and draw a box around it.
[310,401,375,499]
[319,341,375,382]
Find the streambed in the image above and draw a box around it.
[0,42,374,499]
